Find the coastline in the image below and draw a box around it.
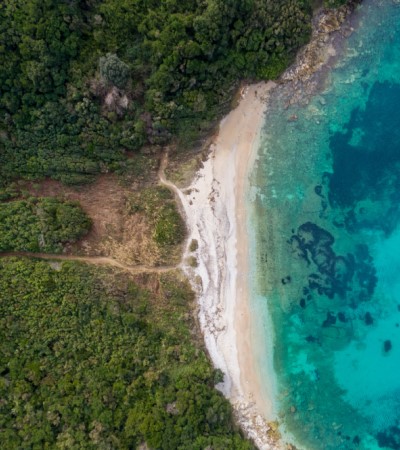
[229,83,279,447]
[174,4,359,449]
[177,82,279,449]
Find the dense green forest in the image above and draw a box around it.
[0,258,253,449]
[0,0,322,185]
[0,197,91,253]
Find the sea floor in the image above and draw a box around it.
[248,1,400,448]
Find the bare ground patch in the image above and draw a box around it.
[15,157,183,267]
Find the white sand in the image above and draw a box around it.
[166,7,353,447]
[176,82,282,449]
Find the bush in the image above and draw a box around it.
[154,206,185,246]
[128,186,186,249]
[189,239,199,252]
[99,53,130,89]
[0,198,91,253]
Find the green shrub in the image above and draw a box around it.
[189,239,199,252]
[128,187,185,249]
[187,255,199,268]
[0,198,91,253]
[99,53,130,89]
[154,206,185,246]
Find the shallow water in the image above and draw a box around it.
[249,2,400,448]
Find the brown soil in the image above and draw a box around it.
[0,251,176,276]
[16,168,165,266]
[24,175,128,252]
[3,147,190,279]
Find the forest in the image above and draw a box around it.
[0,258,253,449]
[0,0,331,186]
[0,197,91,253]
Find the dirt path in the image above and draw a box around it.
[158,149,190,243]
[0,152,185,275]
[0,251,176,275]
[158,150,171,187]
[158,150,184,200]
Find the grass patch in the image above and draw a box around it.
[187,256,198,268]
[127,186,186,251]
[165,153,204,188]
[189,239,199,252]
[115,153,158,186]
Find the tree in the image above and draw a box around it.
[99,53,130,89]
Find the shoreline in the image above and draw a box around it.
[175,4,359,449]
[222,82,277,428]
[178,82,279,449]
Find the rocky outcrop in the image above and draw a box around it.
[280,2,361,105]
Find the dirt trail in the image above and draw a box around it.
[0,151,186,275]
[158,150,190,245]
[158,150,184,197]
[0,251,176,274]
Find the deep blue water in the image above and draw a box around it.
[249,2,400,448]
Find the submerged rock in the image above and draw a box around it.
[323,312,337,327]
[365,312,373,325]
[376,425,400,449]
[384,340,392,353]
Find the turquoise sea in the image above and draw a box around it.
[248,1,400,449]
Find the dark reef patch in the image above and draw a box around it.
[377,426,400,449]
[338,312,347,323]
[384,340,392,353]
[327,82,400,237]
[289,222,376,302]
[364,312,373,325]
[306,335,319,343]
[322,312,337,327]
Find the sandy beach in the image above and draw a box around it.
[165,5,357,449]
[176,82,279,449]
